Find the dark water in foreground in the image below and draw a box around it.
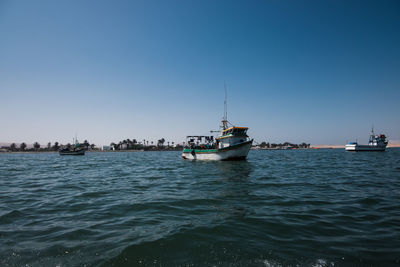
[1,149,399,266]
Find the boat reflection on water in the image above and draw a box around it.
[213,161,255,219]
[215,160,254,181]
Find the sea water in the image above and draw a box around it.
[0,149,399,266]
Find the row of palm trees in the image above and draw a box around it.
[3,138,184,152]
[4,142,59,152]
[258,142,311,149]
[3,140,95,152]
[109,138,182,150]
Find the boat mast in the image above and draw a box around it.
[369,125,375,144]
[222,84,228,130]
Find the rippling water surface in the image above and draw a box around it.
[1,149,399,266]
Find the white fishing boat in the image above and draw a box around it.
[345,128,388,152]
[182,90,253,160]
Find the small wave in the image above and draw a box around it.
[311,258,335,267]
[0,210,24,224]
[358,197,381,206]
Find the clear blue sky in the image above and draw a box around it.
[1,0,399,146]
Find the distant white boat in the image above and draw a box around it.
[345,128,388,152]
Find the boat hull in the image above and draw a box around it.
[182,140,253,161]
[59,150,85,155]
[345,144,386,152]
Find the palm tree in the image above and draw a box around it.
[10,143,17,151]
[83,140,90,150]
[52,142,60,151]
[19,142,26,151]
[33,142,40,151]
[157,138,165,148]
[132,139,137,149]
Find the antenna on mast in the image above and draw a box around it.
[222,83,228,130]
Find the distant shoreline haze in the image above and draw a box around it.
[1,140,400,150]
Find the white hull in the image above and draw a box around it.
[345,144,386,151]
[182,141,252,160]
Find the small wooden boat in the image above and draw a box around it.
[59,136,86,155]
[59,148,85,155]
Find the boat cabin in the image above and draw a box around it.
[369,133,388,146]
[217,127,249,148]
[221,127,248,136]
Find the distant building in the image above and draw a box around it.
[102,146,112,151]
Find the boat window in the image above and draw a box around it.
[235,129,247,134]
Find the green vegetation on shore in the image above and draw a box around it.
[1,139,313,153]
[0,138,184,152]
[0,140,95,152]
[254,141,311,150]
[109,138,183,151]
